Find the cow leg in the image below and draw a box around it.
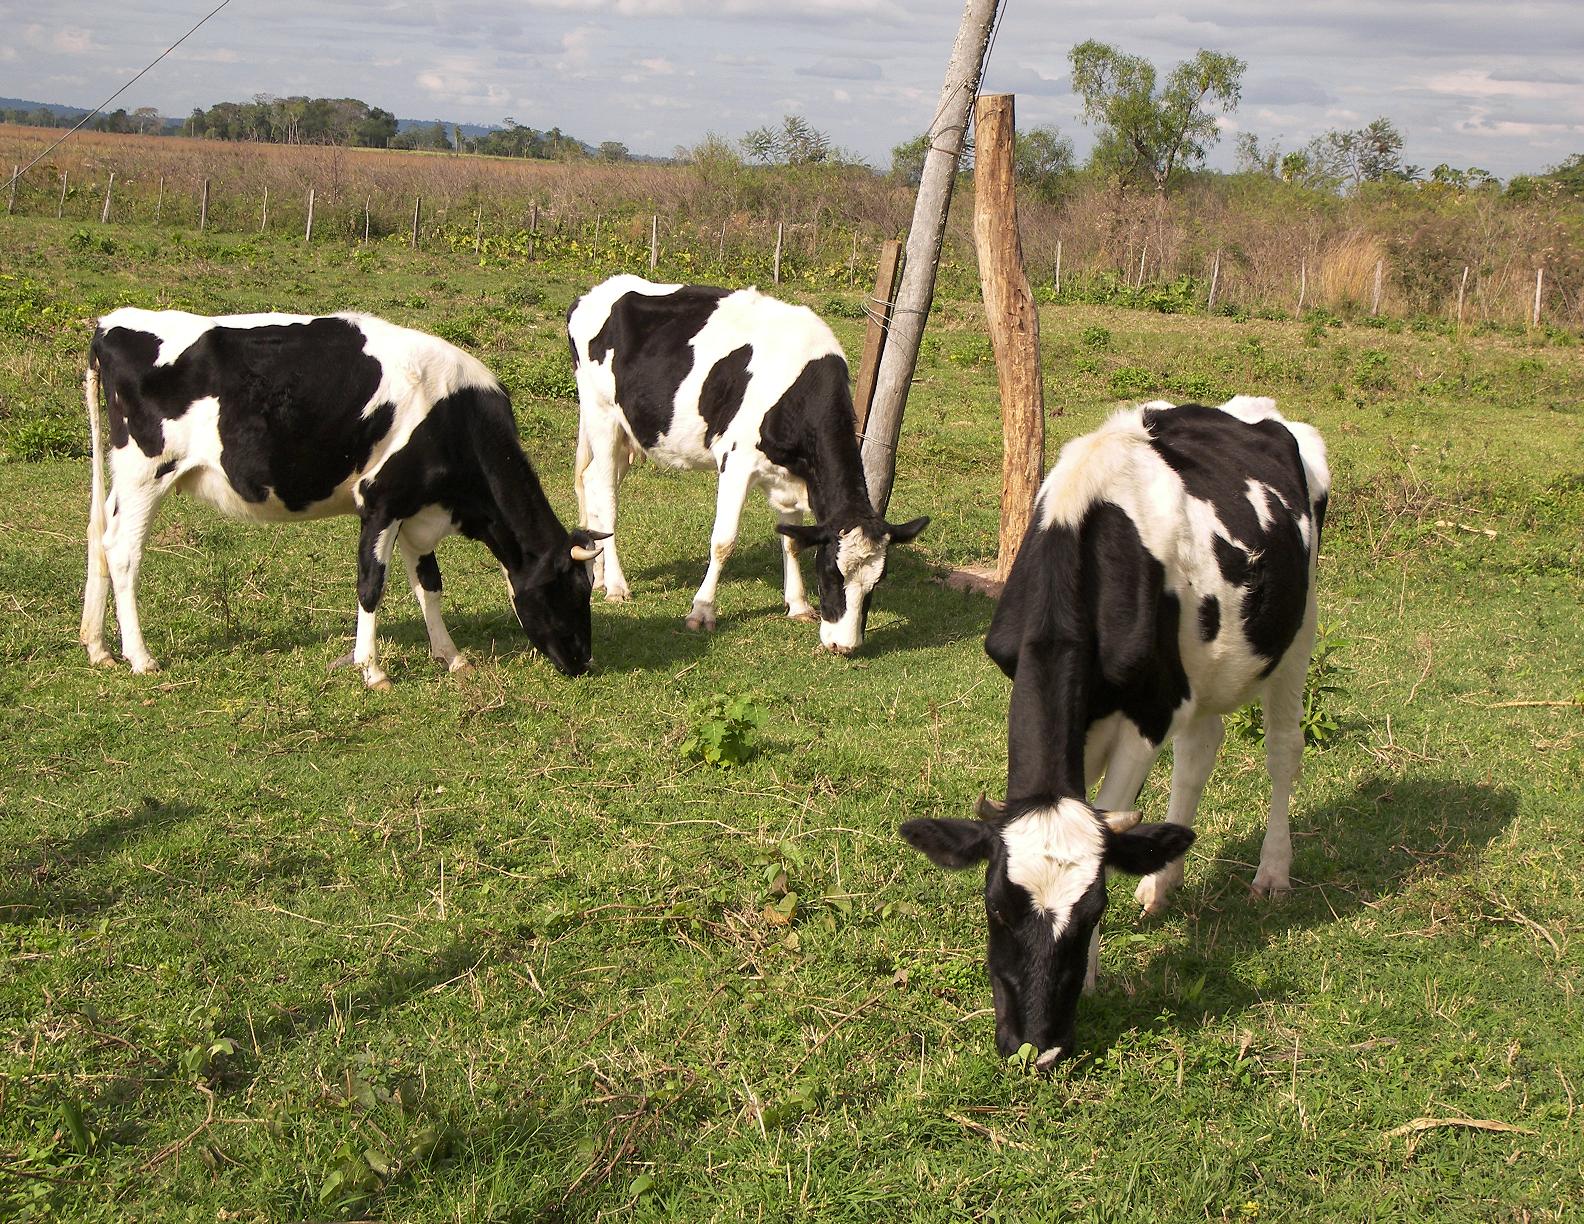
[775,508,817,622]
[1085,723,1163,989]
[686,456,754,632]
[1252,646,1309,898]
[1134,713,1224,915]
[334,513,399,689]
[577,411,634,602]
[100,469,165,674]
[399,536,467,673]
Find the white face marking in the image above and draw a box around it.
[821,527,886,650]
[1001,799,1106,941]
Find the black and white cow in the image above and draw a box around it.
[566,275,928,653]
[902,396,1329,1066]
[81,308,604,686]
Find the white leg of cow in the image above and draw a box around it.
[776,509,816,622]
[399,538,466,673]
[336,515,400,690]
[1252,648,1309,898]
[686,457,754,632]
[1135,713,1225,915]
[577,413,633,602]
[101,476,164,674]
[1086,723,1161,990]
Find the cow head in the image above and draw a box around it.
[901,796,1194,1067]
[776,515,928,654]
[508,529,605,676]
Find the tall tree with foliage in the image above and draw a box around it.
[1069,40,1245,193]
[741,115,832,166]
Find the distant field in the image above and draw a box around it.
[1,213,1581,1221]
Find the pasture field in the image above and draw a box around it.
[1,215,1582,1221]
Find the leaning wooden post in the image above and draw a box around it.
[854,239,904,437]
[1053,238,1062,295]
[200,178,210,231]
[1533,267,1544,327]
[474,205,482,255]
[57,171,68,219]
[1297,257,1307,313]
[972,94,1046,583]
[861,0,999,516]
[411,195,421,248]
[305,188,316,242]
[1371,258,1383,315]
[100,172,115,224]
[773,221,783,284]
[363,198,370,243]
[260,186,268,233]
[6,166,17,216]
[154,176,164,223]
[649,214,658,270]
[1456,265,1469,326]
[1207,248,1221,311]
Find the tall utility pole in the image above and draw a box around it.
[860,0,1000,515]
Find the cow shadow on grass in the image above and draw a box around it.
[0,796,201,925]
[1076,774,1518,1056]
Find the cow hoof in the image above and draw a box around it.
[85,646,116,667]
[445,654,472,674]
[129,657,161,675]
[604,588,631,604]
[1134,874,1177,915]
[787,607,819,624]
[366,673,392,691]
[684,604,716,632]
[1250,872,1291,900]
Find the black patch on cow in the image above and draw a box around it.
[1198,594,1220,642]
[1144,405,1312,671]
[698,344,753,446]
[91,317,392,511]
[415,553,442,592]
[759,353,871,522]
[154,459,177,479]
[1313,492,1328,537]
[991,504,1191,799]
[588,286,730,449]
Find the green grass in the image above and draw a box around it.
[1,217,1582,1221]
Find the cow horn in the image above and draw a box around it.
[1103,809,1142,833]
[974,793,1006,821]
[569,543,601,562]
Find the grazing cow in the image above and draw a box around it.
[81,308,604,686]
[566,275,928,653]
[902,396,1329,1065]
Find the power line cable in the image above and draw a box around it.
[6,0,234,190]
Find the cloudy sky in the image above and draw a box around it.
[5,1,1582,178]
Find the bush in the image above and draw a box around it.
[7,418,87,462]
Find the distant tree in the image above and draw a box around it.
[1014,125,1075,197]
[354,107,397,148]
[598,141,630,162]
[741,114,832,166]
[1069,40,1245,193]
[131,106,163,135]
[1324,117,1406,190]
[888,133,931,186]
[1543,152,1584,195]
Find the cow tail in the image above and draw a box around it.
[80,361,109,640]
[573,420,592,528]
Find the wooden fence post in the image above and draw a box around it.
[261,186,268,233]
[1054,238,1062,295]
[773,222,783,284]
[1371,259,1383,315]
[57,171,68,219]
[972,94,1046,584]
[718,223,727,267]
[1207,248,1221,311]
[1137,241,1147,288]
[154,176,164,223]
[363,198,370,244]
[305,188,316,242]
[854,239,904,437]
[200,178,210,232]
[529,202,539,258]
[1456,265,1469,325]
[474,205,482,255]
[848,230,858,283]
[100,173,115,224]
[1297,257,1307,314]
[411,196,421,248]
[649,214,658,270]
[6,166,17,216]
[1533,267,1544,327]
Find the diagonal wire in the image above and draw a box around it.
[6,0,235,191]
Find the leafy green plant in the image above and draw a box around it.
[1109,365,1159,397]
[1080,324,1112,349]
[1356,348,1392,391]
[681,694,765,768]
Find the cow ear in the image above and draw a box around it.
[776,522,830,547]
[1104,824,1195,877]
[901,817,996,869]
[886,516,930,544]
